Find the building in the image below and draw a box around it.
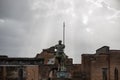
[36,47,81,80]
[0,46,120,80]
[0,56,44,80]
[82,46,120,80]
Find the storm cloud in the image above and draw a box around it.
[0,0,120,63]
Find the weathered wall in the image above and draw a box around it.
[26,65,39,80]
[81,46,120,80]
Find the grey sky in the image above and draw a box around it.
[0,0,120,63]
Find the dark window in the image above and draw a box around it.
[102,68,107,80]
[114,67,118,80]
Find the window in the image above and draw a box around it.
[114,67,118,80]
[102,68,107,80]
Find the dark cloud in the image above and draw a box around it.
[0,20,26,56]
[0,0,34,56]
[0,0,32,21]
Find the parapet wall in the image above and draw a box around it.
[96,46,109,54]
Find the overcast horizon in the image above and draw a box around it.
[0,0,120,63]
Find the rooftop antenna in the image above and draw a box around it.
[63,22,65,45]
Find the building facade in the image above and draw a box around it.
[82,46,120,80]
[0,46,120,80]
